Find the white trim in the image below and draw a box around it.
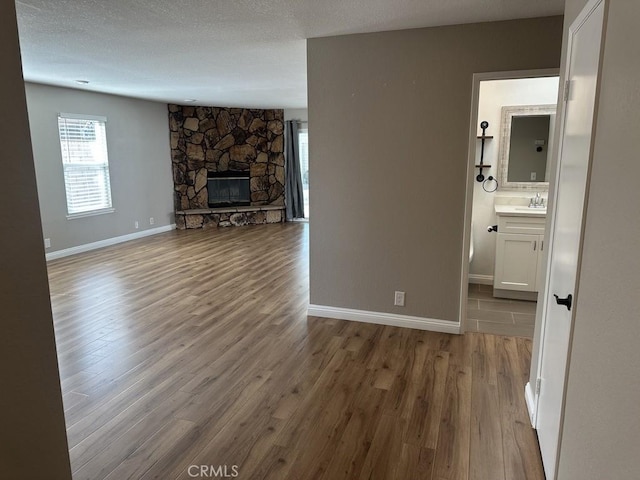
[45,224,175,261]
[468,274,494,285]
[66,207,115,220]
[308,304,460,334]
[525,382,537,427]
[470,68,560,83]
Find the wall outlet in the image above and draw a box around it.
[134,221,139,229]
[530,172,537,181]
[394,291,406,307]
[44,238,51,249]
[149,217,155,225]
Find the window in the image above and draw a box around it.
[298,127,309,218]
[57,114,113,217]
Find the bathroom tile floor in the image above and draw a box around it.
[466,283,537,338]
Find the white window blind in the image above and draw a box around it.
[58,114,113,216]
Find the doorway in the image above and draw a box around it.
[298,125,310,219]
[460,71,560,338]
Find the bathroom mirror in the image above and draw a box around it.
[497,104,556,190]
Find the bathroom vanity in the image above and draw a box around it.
[493,205,546,299]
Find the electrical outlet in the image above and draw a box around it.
[149,217,155,225]
[394,291,406,307]
[134,221,139,229]
[44,238,51,248]
[530,172,537,181]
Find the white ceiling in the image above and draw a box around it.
[15,0,564,109]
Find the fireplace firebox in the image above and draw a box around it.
[207,171,251,207]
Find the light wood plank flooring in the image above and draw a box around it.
[47,223,544,479]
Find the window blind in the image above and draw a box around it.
[58,115,112,215]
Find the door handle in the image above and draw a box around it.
[554,293,573,311]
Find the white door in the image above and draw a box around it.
[535,1,605,479]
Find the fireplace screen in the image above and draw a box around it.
[207,172,251,207]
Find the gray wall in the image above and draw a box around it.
[26,83,174,253]
[307,17,563,320]
[284,108,308,122]
[0,2,72,478]
[555,0,640,478]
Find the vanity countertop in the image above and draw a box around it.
[495,204,547,217]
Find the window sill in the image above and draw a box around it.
[66,208,115,220]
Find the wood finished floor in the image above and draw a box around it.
[47,223,544,480]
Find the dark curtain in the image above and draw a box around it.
[284,120,305,220]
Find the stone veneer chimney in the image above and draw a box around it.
[168,105,286,213]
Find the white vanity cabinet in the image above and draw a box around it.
[493,206,546,295]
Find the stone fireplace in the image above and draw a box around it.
[168,105,286,228]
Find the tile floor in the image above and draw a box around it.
[466,283,537,337]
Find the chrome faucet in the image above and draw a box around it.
[529,192,545,208]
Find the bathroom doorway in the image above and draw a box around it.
[460,70,559,337]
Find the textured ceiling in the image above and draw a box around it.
[15,0,564,108]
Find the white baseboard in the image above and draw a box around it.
[468,274,494,285]
[45,224,176,261]
[307,304,460,334]
[525,382,537,427]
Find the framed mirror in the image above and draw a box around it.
[497,104,556,190]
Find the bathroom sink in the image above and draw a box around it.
[495,204,547,217]
[515,206,546,212]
